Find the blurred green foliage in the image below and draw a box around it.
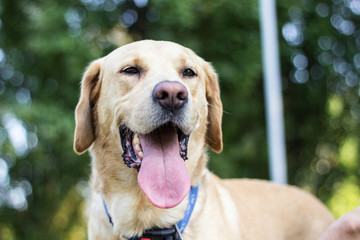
[0,0,360,239]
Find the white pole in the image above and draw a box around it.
[259,0,288,184]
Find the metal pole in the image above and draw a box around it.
[259,0,288,184]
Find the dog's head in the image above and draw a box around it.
[73,40,222,209]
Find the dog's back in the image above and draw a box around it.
[219,176,333,239]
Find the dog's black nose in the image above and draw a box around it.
[153,81,188,111]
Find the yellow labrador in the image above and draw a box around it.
[74,40,334,240]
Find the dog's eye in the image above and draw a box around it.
[121,67,140,75]
[183,68,196,78]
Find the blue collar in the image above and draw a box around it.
[176,184,198,233]
[103,185,199,240]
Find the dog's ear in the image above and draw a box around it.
[203,61,223,153]
[74,58,103,154]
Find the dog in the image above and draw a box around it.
[74,40,334,240]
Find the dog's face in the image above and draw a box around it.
[73,40,222,209]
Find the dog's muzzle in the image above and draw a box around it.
[118,81,191,209]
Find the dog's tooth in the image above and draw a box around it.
[133,133,140,144]
[135,144,141,151]
[138,151,144,159]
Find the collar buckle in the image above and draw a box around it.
[139,226,179,240]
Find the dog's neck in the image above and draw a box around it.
[102,184,199,240]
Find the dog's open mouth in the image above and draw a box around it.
[119,124,189,169]
[119,124,191,209]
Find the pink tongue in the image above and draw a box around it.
[138,127,190,209]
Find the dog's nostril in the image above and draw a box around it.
[177,90,187,101]
[153,81,188,110]
[159,91,169,100]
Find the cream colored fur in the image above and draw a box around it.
[74,40,334,240]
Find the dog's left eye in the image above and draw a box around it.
[121,67,140,75]
[183,68,196,78]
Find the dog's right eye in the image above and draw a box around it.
[182,68,197,78]
[121,67,140,75]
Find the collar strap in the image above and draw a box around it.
[103,185,199,240]
[176,184,198,233]
[102,198,113,225]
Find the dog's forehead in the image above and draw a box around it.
[105,40,199,68]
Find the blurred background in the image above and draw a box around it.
[0,0,360,239]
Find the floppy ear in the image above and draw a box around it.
[74,58,103,154]
[203,61,223,153]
